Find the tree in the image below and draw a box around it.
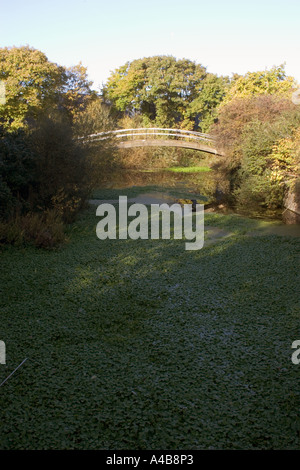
[211,93,300,211]
[27,114,91,216]
[0,113,92,220]
[222,65,296,105]
[234,118,300,210]
[103,55,226,130]
[74,98,115,136]
[182,73,229,131]
[0,46,95,130]
[61,62,97,121]
[73,98,118,180]
[0,46,66,129]
[212,94,297,166]
[0,127,36,218]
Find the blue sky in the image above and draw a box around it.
[1,0,299,90]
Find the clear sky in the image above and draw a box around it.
[1,0,299,90]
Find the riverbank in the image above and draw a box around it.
[93,168,298,223]
[1,198,299,449]
[90,186,300,238]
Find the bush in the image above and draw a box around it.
[0,127,36,218]
[234,120,300,210]
[0,209,66,249]
[0,114,92,220]
[212,94,300,212]
[73,100,119,182]
[74,99,115,136]
[28,114,91,215]
[212,94,297,168]
[0,113,94,246]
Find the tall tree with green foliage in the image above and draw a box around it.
[222,65,296,105]
[62,62,97,121]
[182,73,229,131]
[103,55,227,131]
[0,46,65,129]
[0,46,95,130]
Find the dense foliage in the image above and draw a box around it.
[0,47,115,247]
[1,46,299,246]
[104,56,229,131]
[0,46,65,130]
[0,114,93,246]
[0,46,97,130]
[222,65,295,105]
[212,72,300,212]
[0,127,36,219]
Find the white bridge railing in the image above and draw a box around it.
[80,127,215,144]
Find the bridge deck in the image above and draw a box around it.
[82,128,223,156]
[118,139,220,154]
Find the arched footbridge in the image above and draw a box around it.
[81,128,223,156]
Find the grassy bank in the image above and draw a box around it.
[0,200,299,449]
[164,166,211,173]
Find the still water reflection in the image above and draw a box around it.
[98,169,230,205]
[95,168,297,224]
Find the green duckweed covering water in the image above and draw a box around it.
[0,201,299,449]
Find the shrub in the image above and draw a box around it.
[268,126,300,188]
[28,114,91,213]
[234,120,300,210]
[212,94,300,211]
[73,100,119,182]
[0,113,93,246]
[0,209,66,249]
[0,127,36,218]
[212,94,297,168]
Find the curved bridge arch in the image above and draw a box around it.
[81,128,223,156]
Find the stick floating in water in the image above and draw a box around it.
[0,358,28,387]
